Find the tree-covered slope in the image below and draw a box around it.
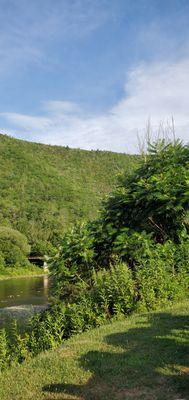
[0,134,138,251]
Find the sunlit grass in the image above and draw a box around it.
[0,299,188,400]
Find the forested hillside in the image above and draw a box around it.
[0,134,138,253]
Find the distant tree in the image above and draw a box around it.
[0,227,30,268]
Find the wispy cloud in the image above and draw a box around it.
[1,58,189,153]
[0,0,114,75]
[1,112,51,131]
[43,101,80,115]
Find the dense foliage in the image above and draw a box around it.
[0,139,188,371]
[102,140,189,242]
[0,134,138,258]
[51,140,189,295]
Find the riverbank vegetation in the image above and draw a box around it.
[0,139,188,371]
[0,265,43,280]
[0,299,188,400]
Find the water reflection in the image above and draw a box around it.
[43,274,49,297]
[0,275,50,308]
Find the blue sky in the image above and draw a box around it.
[0,0,189,153]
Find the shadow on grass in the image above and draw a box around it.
[43,311,189,400]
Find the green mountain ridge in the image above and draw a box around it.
[0,134,138,251]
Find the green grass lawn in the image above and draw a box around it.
[0,299,188,400]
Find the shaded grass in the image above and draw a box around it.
[0,299,188,400]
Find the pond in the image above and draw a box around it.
[0,275,51,328]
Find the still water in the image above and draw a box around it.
[0,275,50,308]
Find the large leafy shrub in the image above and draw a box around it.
[50,223,95,298]
[93,140,189,266]
[51,140,189,288]
[104,140,189,239]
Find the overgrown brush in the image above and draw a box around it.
[1,240,189,371]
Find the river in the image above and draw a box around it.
[0,275,51,328]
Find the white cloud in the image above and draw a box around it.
[1,113,51,131]
[1,58,189,153]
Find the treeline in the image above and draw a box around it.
[0,139,188,369]
[0,134,138,269]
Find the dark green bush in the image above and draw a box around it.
[102,140,189,245]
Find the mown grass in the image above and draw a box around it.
[0,299,188,400]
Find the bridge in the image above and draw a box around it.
[28,255,48,271]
